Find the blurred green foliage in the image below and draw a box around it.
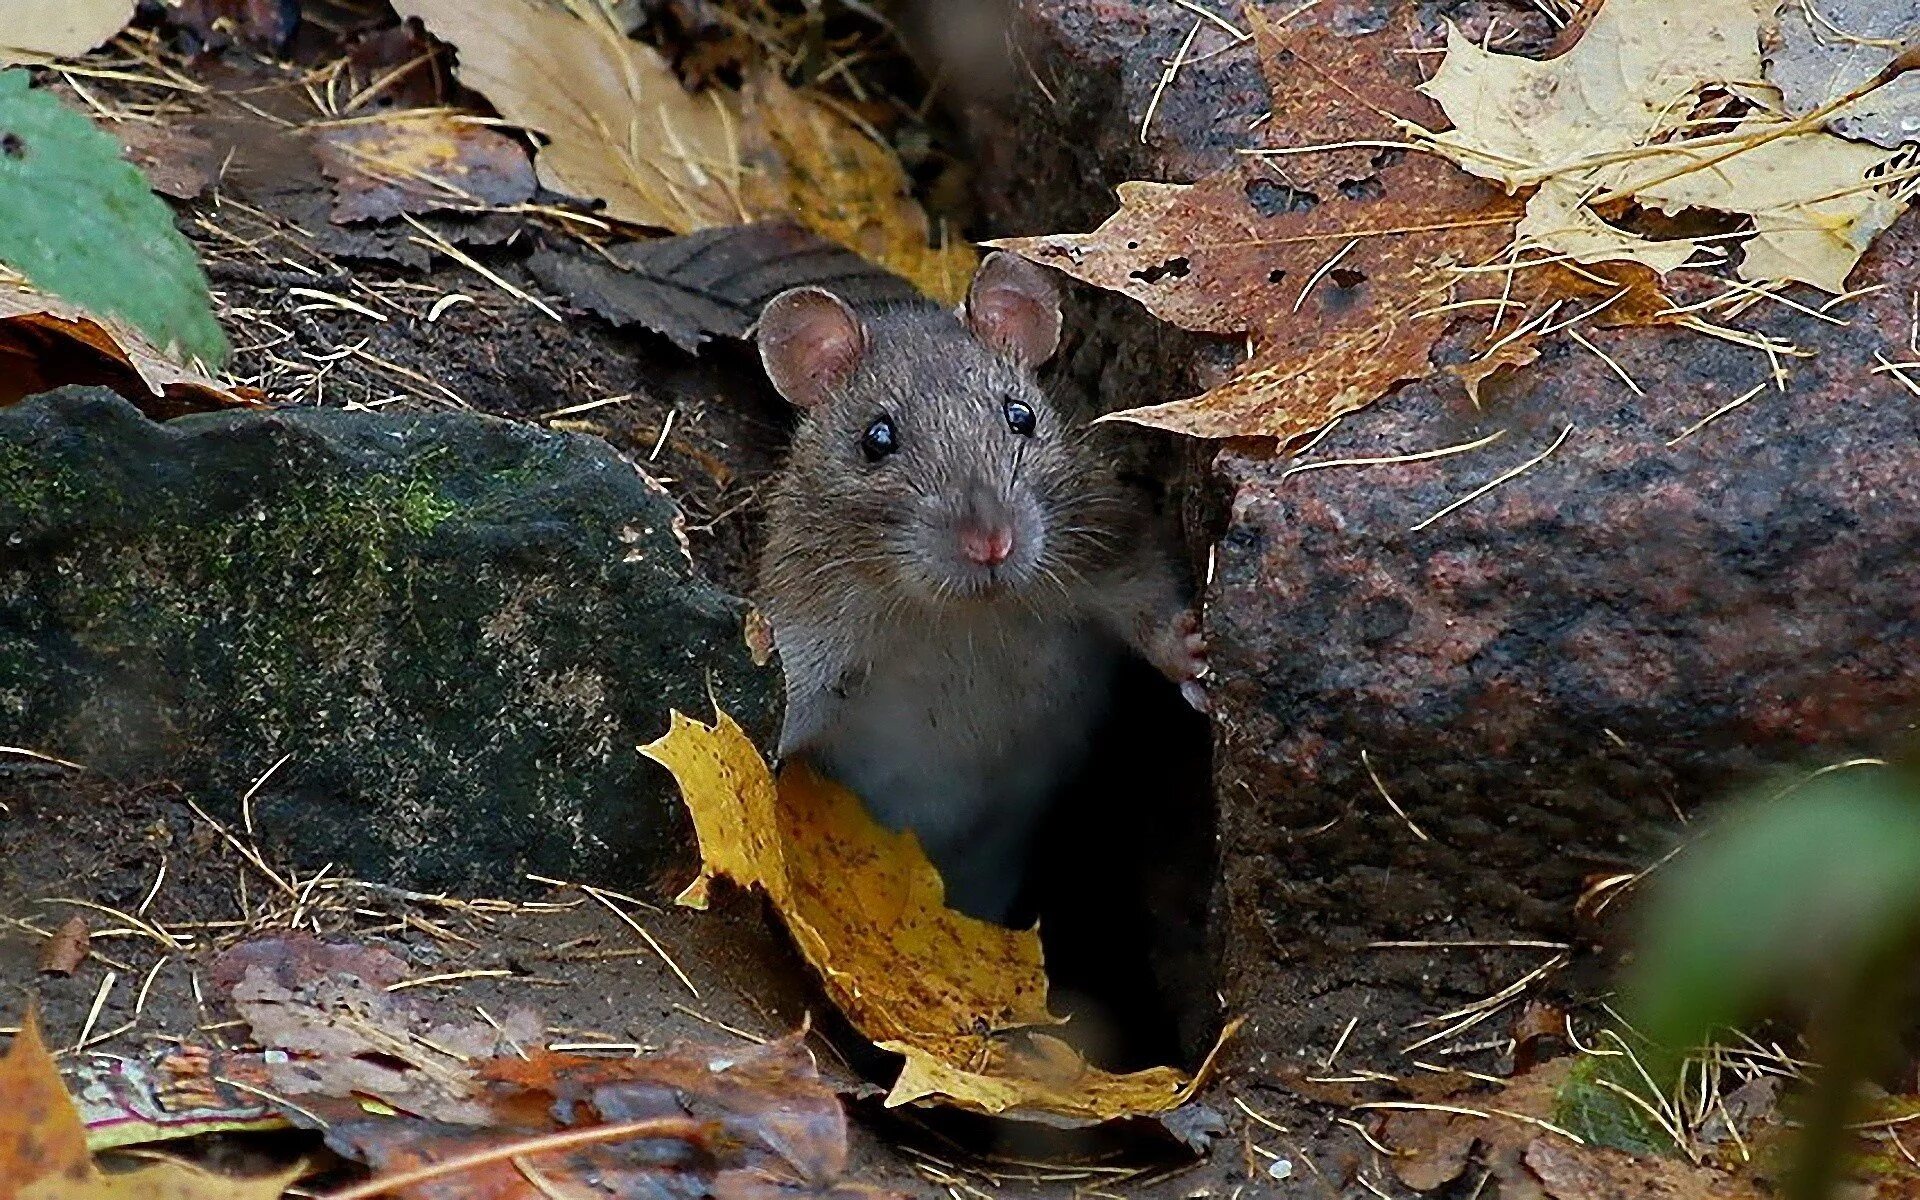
[1624,761,1920,1200]
[0,68,227,366]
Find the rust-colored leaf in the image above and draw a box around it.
[992,16,1681,442]
[312,111,535,223]
[0,279,257,416]
[0,1009,91,1200]
[995,161,1519,441]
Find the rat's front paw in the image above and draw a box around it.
[1150,608,1210,713]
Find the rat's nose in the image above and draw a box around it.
[959,524,1015,567]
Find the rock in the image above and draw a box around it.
[0,388,777,893]
[913,0,1920,1062]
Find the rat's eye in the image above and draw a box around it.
[1003,398,1037,436]
[860,415,898,462]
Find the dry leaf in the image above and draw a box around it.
[1629,123,1905,293]
[0,1010,299,1200]
[392,0,750,233]
[36,916,89,976]
[0,279,255,415]
[1421,0,1764,191]
[1767,0,1920,150]
[0,1009,91,1199]
[992,162,1520,441]
[214,935,540,1126]
[312,111,535,223]
[1420,0,1909,294]
[739,74,975,305]
[0,0,135,66]
[1523,1138,1760,1200]
[643,709,1216,1121]
[111,121,220,200]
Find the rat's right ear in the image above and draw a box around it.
[755,287,868,410]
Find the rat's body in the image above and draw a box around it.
[755,256,1205,920]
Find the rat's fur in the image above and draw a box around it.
[756,261,1201,920]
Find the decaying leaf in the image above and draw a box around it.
[0,0,135,66]
[992,16,1684,442]
[1767,0,1920,150]
[0,70,229,367]
[0,1010,300,1200]
[111,121,220,200]
[644,709,1219,1121]
[213,934,540,1126]
[0,279,254,414]
[312,111,536,223]
[0,1009,91,1199]
[328,1035,903,1200]
[392,0,750,233]
[161,0,301,55]
[739,73,975,305]
[71,1046,288,1151]
[526,221,925,352]
[993,161,1518,442]
[1523,1138,1759,1200]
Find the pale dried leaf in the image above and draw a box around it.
[1631,121,1904,292]
[0,0,134,65]
[1421,0,1766,189]
[391,0,748,233]
[1516,179,1698,274]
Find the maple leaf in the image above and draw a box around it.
[643,708,1224,1121]
[1420,0,1910,294]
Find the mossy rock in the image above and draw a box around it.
[0,388,778,893]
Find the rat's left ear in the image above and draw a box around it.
[963,251,1062,368]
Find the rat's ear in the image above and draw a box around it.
[756,287,868,409]
[962,251,1062,368]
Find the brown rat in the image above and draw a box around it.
[754,252,1205,921]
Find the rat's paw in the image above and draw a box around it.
[1150,608,1210,713]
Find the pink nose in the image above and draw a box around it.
[959,525,1014,567]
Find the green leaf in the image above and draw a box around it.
[0,68,227,366]
[1624,766,1920,1076]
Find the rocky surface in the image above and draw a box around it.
[922,0,1920,1065]
[0,387,778,893]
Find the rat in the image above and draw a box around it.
[753,251,1206,922]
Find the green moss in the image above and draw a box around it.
[0,444,87,521]
[1553,1053,1677,1156]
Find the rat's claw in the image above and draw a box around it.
[1154,607,1210,712]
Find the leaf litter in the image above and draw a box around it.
[999,0,1920,442]
[311,110,536,223]
[393,0,973,301]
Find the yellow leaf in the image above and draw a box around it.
[21,1162,302,1200]
[643,709,1223,1120]
[739,73,976,306]
[391,0,749,233]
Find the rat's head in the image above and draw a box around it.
[759,253,1115,607]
